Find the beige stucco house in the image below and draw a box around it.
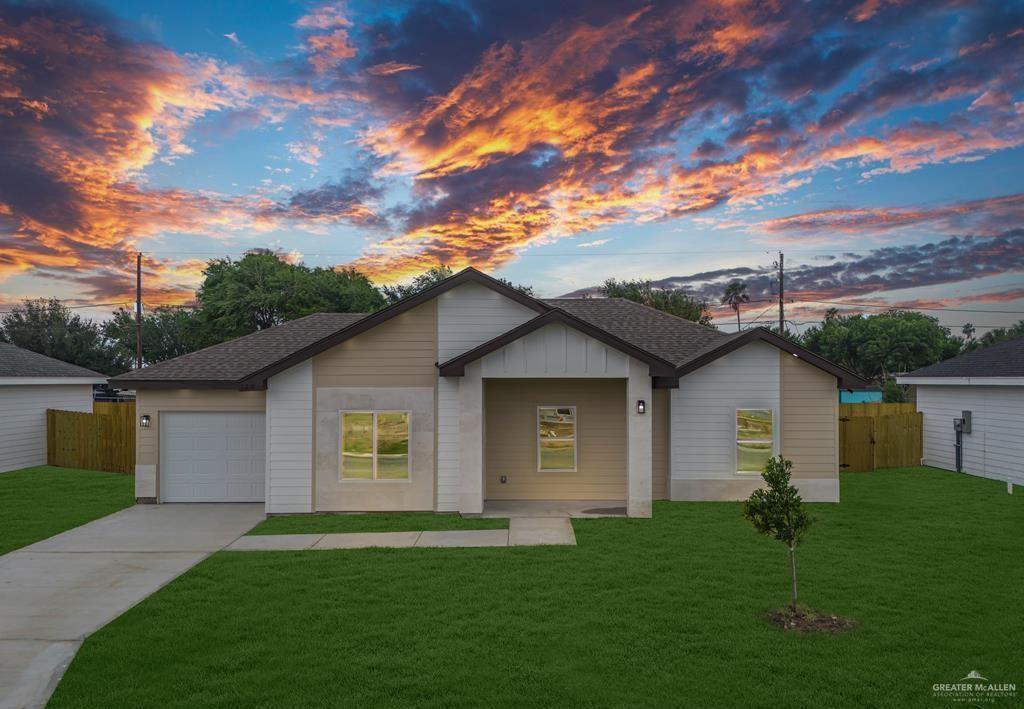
[110,268,864,517]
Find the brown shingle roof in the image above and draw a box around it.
[110,268,862,389]
[903,335,1024,378]
[110,313,367,387]
[0,343,104,378]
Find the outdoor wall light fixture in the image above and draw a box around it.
[140,414,151,428]
[636,399,646,415]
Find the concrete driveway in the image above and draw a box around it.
[0,504,263,709]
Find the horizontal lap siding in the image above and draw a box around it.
[266,360,313,513]
[485,379,626,500]
[781,353,839,479]
[671,342,780,480]
[313,301,437,388]
[0,384,93,473]
[917,385,1024,484]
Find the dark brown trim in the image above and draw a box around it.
[652,376,679,389]
[438,309,678,377]
[106,378,264,390]
[674,327,868,389]
[236,267,550,388]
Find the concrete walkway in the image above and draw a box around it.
[0,504,264,709]
[227,517,577,551]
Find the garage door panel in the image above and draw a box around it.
[161,412,265,502]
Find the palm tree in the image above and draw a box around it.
[721,281,750,330]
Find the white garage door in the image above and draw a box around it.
[160,412,266,502]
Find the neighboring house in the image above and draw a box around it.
[0,343,106,473]
[898,336,1024,486]
[109,268,864,516]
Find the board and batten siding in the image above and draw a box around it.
[780,351,839,485]
[0,384,94,473]
[265,359,313,513]
[134,389,266,500]
[484,379,627,500]
[436,283,537,511]
[917,385,1024,485]
[479,323,631,377]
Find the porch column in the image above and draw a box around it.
[458,361,485,515]
[627,358,653,517]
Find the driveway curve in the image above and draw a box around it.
[0,504,263,709]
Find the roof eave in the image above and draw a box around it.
[107,377,265,390]
[438,309,678,377]
[236,267,551,388]
[675,327,869,389]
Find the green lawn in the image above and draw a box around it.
[49,467,1023,708]
[0,466,135,556]
[249,511,508,535]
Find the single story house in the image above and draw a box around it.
[110,268,864,516]
[0,343,106,473]
[898,336,1024,486]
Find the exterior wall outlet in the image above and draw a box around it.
[500,475,507,484]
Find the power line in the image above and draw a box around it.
[793,298,1024,315]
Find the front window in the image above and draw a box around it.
[538,406,576,472]
[736,409,774,474]
[341,411,410,480]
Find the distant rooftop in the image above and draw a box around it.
[0,343,104,379]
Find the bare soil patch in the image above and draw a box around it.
[766,607,856,633]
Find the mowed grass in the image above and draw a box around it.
[249,511,508,535]
[0,466,135,556]
[50,468,1023,708]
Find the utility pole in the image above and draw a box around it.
[777,251,785,334]
[135,252,143,369]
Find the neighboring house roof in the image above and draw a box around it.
[0,343,105,381]
[111,267,864,390]
[899,336,1024,381]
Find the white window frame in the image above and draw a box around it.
[537,405,577,473]
[735,407,776,475]
[338,410,412,482]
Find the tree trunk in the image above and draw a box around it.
[735,307,741,331]
[788,543,798,612]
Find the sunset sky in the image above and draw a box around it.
[1,0,1022,331]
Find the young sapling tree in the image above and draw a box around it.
[743,455,812,612]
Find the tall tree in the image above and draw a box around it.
[600,279,714,326]
[721,281,750,330]
[969,319,1024,351]
[104,306,212,370]
[196,253,384,340]
[380,265,535,304]
[0,299,119,374]
[801,310,961,383]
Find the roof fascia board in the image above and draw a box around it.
[232,267,550,388]
[0,377,106,386]
[438,309,678,377]
[109,379,263,390]
[897,376,1024,386]
[675,328,868,389]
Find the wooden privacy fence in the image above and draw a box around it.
[839,403,922,472]
[47,401,135,474]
